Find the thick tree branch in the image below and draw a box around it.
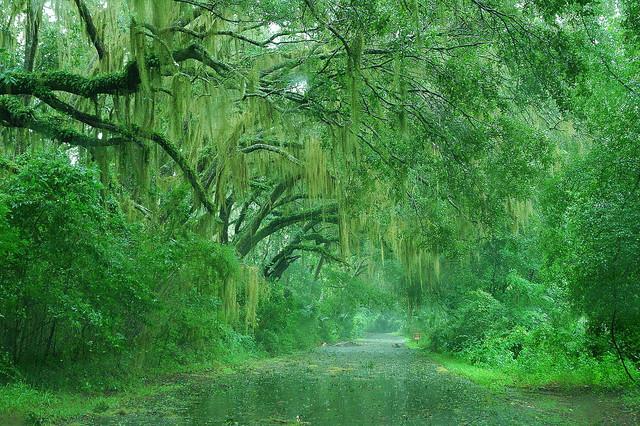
[172,43,232,75]
[0,42,231,99]
[235,176,300,253]
[0,62,141,98]
[264,221,340,278]
[287,244,343,263]
[73,0,107,60]
[264,219,319,278]
[0,96,127,148]
[237,203,338,257]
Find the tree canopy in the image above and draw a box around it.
[1,0,640,396]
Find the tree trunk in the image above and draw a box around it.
[610,309,636,383]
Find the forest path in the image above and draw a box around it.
[88,333,636,425]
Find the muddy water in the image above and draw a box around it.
[91,334,637,425]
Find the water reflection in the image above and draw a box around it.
[187,335,525,425]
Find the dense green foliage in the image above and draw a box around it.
[0,0,639,421]
[408,0,640,389]
[0,152,387,382]
[412,224,631,388]
[0,153,247,384]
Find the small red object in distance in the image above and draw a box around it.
[413,333,421,341]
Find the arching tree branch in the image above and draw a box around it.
[237,203,338,257]
[240,144,303,166]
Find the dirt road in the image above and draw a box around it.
[87,333,637,425]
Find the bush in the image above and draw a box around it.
[254,280,321,354]
[425,290,508,353]
[420,284,633,388]
[0,151,245,384]
[0,152,145,365]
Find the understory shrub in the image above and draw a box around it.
[416,269,635,388]
[0,152,246,385]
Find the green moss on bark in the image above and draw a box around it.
[0,62,141,98]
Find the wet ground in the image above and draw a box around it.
[85,334,637,425]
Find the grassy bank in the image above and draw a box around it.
[407,340,640,414]
[0,381,179,425]
[420,351,514,390]
[424,350,637,392]
[0,347,265,425]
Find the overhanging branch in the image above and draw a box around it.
[0,95,215,213]
[0,96,127,148]
[240,143,303,166]
[236,203,338,257]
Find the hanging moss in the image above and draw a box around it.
[222,275,239,324]
[304,135,333,199]
[92,145,110,186]
[506,197,534,234]
[0,28,15,50]
[169,74,190,142]
[393,55,408,135]
[243,266,262,332]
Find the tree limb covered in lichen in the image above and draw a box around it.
[0,62,141,97]
[240,144,303,166]
[0,96,127,147]
[0,95,214,213]
[0,41,230,99]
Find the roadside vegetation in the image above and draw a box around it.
[1,0,640,423]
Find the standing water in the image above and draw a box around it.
[91,334,637,425]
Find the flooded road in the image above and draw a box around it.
[88,334,637,425]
